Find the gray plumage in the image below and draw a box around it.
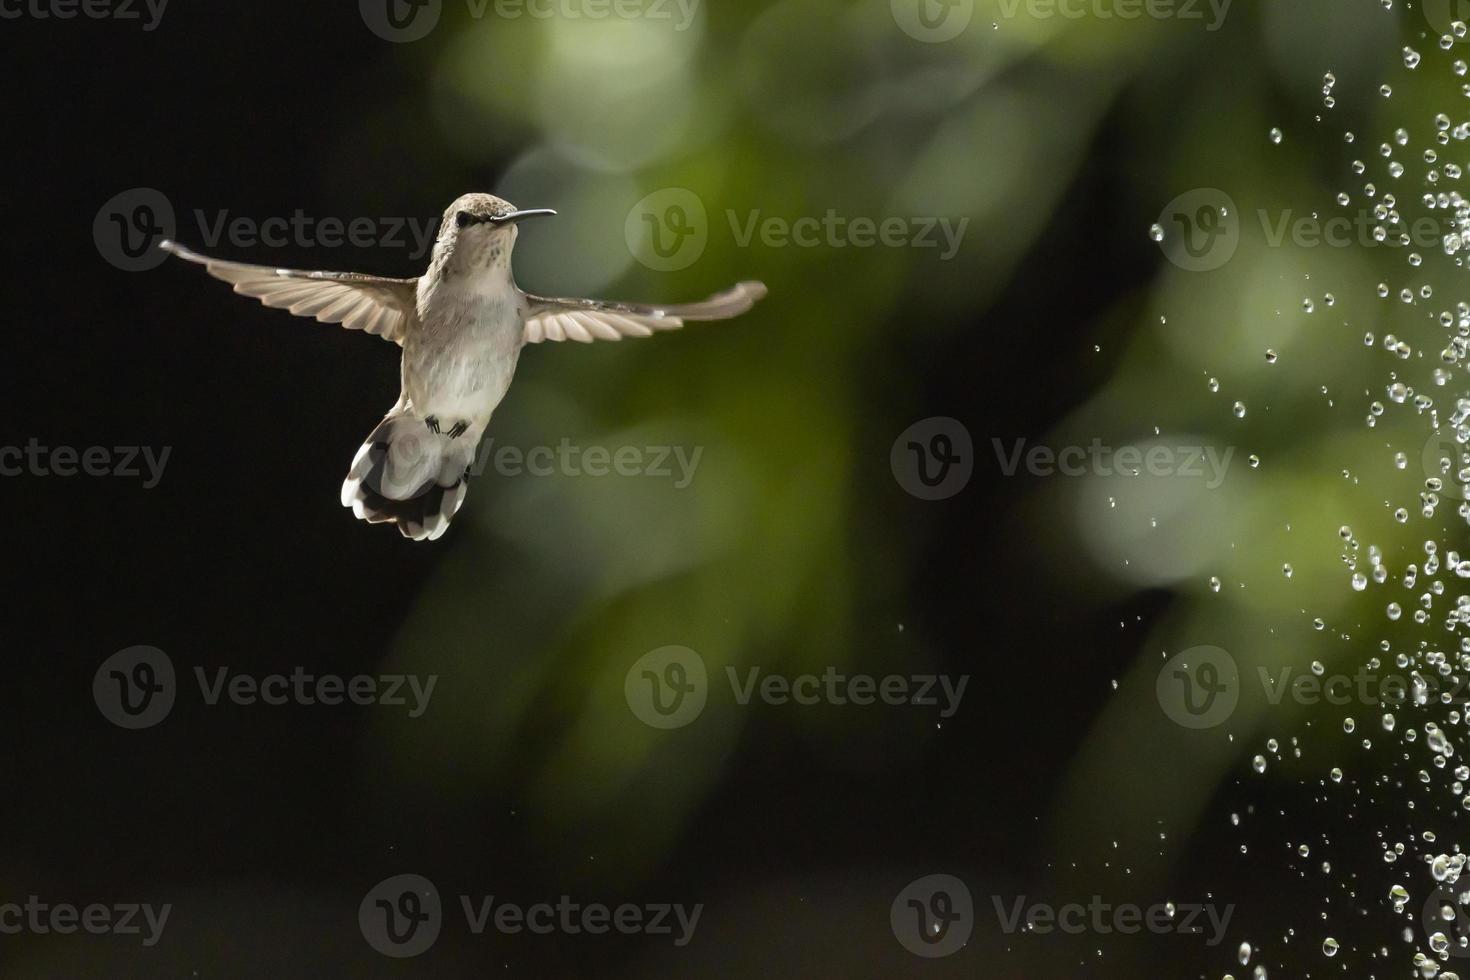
[161,192,767,541]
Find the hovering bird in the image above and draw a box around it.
[162,193,767,541]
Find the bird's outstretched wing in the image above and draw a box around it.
[521,281,767,344]
[160,241,419,345]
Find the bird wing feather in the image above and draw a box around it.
[160,240,419,345]
[520,281,767,344]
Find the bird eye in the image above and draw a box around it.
[456,211,474,228]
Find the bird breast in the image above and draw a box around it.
[404,282,525,420]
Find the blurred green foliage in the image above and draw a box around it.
[349,0,1453,909]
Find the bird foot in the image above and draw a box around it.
[447,421,469,439]
[424,416,441,434]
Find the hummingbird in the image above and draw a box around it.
[161,192,767,541]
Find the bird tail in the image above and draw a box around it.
[340,414,474,542]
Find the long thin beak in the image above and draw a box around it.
[496,208,558,225]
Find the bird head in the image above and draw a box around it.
[432,193,557,274]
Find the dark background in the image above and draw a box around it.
[0,0,1448,976]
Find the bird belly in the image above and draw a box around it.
[416,347,516,425]
[403,292,523,436]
